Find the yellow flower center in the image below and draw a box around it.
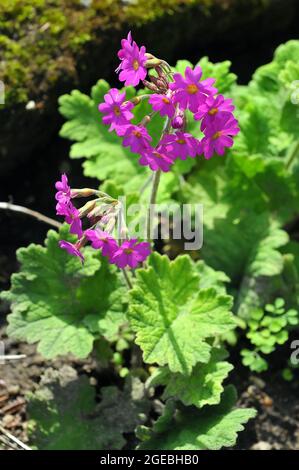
[209,108,218,116]
[132,130,142,138]
[124,248,133,254]
[114,106,121,116]
[153,151,163,159]
[186,84,198,95]
[162,97,170,104]
[177,139,186,145]
[212,131,222,140]
[133,59,140,71]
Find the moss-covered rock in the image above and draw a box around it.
[0,0,297,174]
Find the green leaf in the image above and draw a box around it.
[181,153,291,320]
[250,309,264,321]
[128,253,235,375]
[173,58,236,95]
[173,59,193,74]
[149,348,233,409]
[196,260,230,294]
[28,367,149,450]
[241,350,268,372]
[203,212,288,284]
[251,61,281,94]
[2,225,127,359]
[274,40,299,68]
[234,99,272,156]
[279,61,299,89]
[280,99,299,137]
[138,386,256,450]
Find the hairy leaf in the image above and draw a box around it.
[2,225,127,358]
[149,348,233,408]
[197,57,237,94]
[138,386,256,450]
[28,367,149,450]
[128,253,235,374]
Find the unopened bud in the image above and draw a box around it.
[140,115,151,126]
[88,207,102,219]
[87,202,114,219]
[145,54,163,69]
[78,199,97,217]
[145,59,163,68]
[171,115,184,129]
[145,53,155,60]
[143,80,159,93]
[71,188,98,198]
[156,66,164,77]
[149,75,168,92]
[171,106,185,130]
[130,96,142,105]
[105,217,116,233]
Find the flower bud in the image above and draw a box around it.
[71,188,98,198]
[149,75,168,93]
[87,202,115,219]
[143,80,160,93]
[130,96,142,105]
[105,217,116,233]
[78,199,97,217]
[140,115,151,126]
[145,54,163,68]
[171,106,185,130]
[171,115,184,129]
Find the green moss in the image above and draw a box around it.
[124,0,207,24]
[0,0,117,104]
[0,0,240,105]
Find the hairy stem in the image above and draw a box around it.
[286,140,299,170]
[0,202,61,229]
[122,268,133,290]
[146,169,161,242]
[145,117,171,244]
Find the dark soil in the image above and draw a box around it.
[232,353,299,450]
[0,325,102,450]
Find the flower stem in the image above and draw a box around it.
[147,169,161,242]
[122,268,133,290]
[286,140,299,170]
[145,117,170,244]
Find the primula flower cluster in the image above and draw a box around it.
[55,174,150,267]
[99,32,240,171]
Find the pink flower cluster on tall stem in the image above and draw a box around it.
[55,174,150,268]
[98,32,240,170]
